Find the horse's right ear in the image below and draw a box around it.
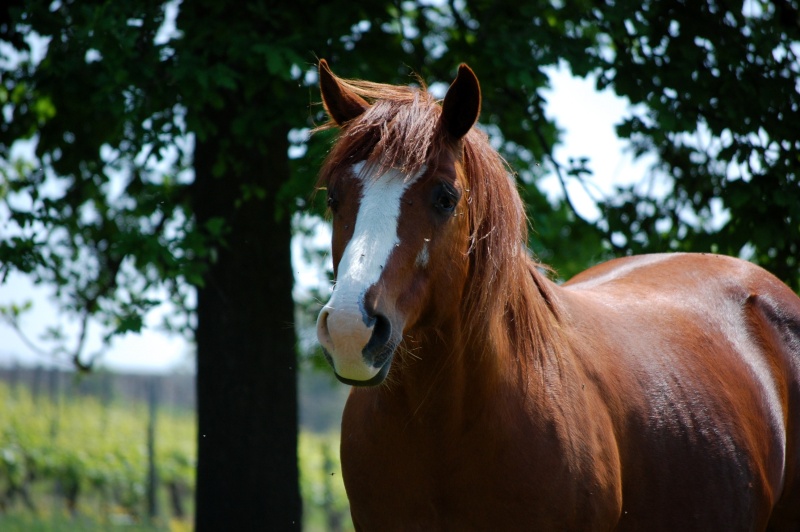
[440,64,481,141]
[319,59,369,126]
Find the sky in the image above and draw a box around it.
[0,65,653,374]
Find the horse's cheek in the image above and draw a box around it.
[389,261,432,329]
[418,234,470,323]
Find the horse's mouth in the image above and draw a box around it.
[321,325,400,386]
[334,357,392,387]
[323,344,395,387]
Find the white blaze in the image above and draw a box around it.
[317,162,426,381]
[415,240,430,268]
[334,161,420,304]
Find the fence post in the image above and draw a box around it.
[146,377,160,521]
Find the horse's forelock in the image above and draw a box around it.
[318,82,446,187]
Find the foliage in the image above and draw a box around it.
[0,379,352,530]
[0,380,194,523]
[298,432,353,531]
[562,0,800,288]
[0,0,198,368]
[0,514,172,531]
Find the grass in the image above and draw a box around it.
[0,513,184,531]
[1,380,354,530]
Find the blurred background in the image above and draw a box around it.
[1,0,798,529]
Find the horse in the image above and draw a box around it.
[313,59,800,531]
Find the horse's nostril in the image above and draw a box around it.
[363,312,393,364]
[316,308,333,350]
[372,314,391,346]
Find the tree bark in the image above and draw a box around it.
[192,122,301,529]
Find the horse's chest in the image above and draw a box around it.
[342,442,531,529]
[340,415,614,530]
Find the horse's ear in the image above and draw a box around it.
[319,59,369,126]
[440,64,481,141]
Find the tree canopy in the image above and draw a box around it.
[1,0,798,527]
[584,0,800,288]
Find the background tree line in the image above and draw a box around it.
[1,0,797,528]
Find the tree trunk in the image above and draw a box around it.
[192,122,301,529]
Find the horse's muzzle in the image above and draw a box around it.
[317,305,398,386]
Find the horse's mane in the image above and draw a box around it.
[315,77,441,180]
[317,76,563,374]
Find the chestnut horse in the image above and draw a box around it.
[314,59,800,531]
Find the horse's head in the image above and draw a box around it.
[315,60,481,386]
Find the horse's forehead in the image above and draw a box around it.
[350,160,428,191]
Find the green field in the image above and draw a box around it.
[0,380,352,530]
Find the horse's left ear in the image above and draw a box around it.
[440,64,481,141]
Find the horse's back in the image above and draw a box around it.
[564,253,800,530]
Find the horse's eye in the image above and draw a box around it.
[433,183,459,215]
[327,193,339,213]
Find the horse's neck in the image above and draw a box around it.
[386,271,564,431]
